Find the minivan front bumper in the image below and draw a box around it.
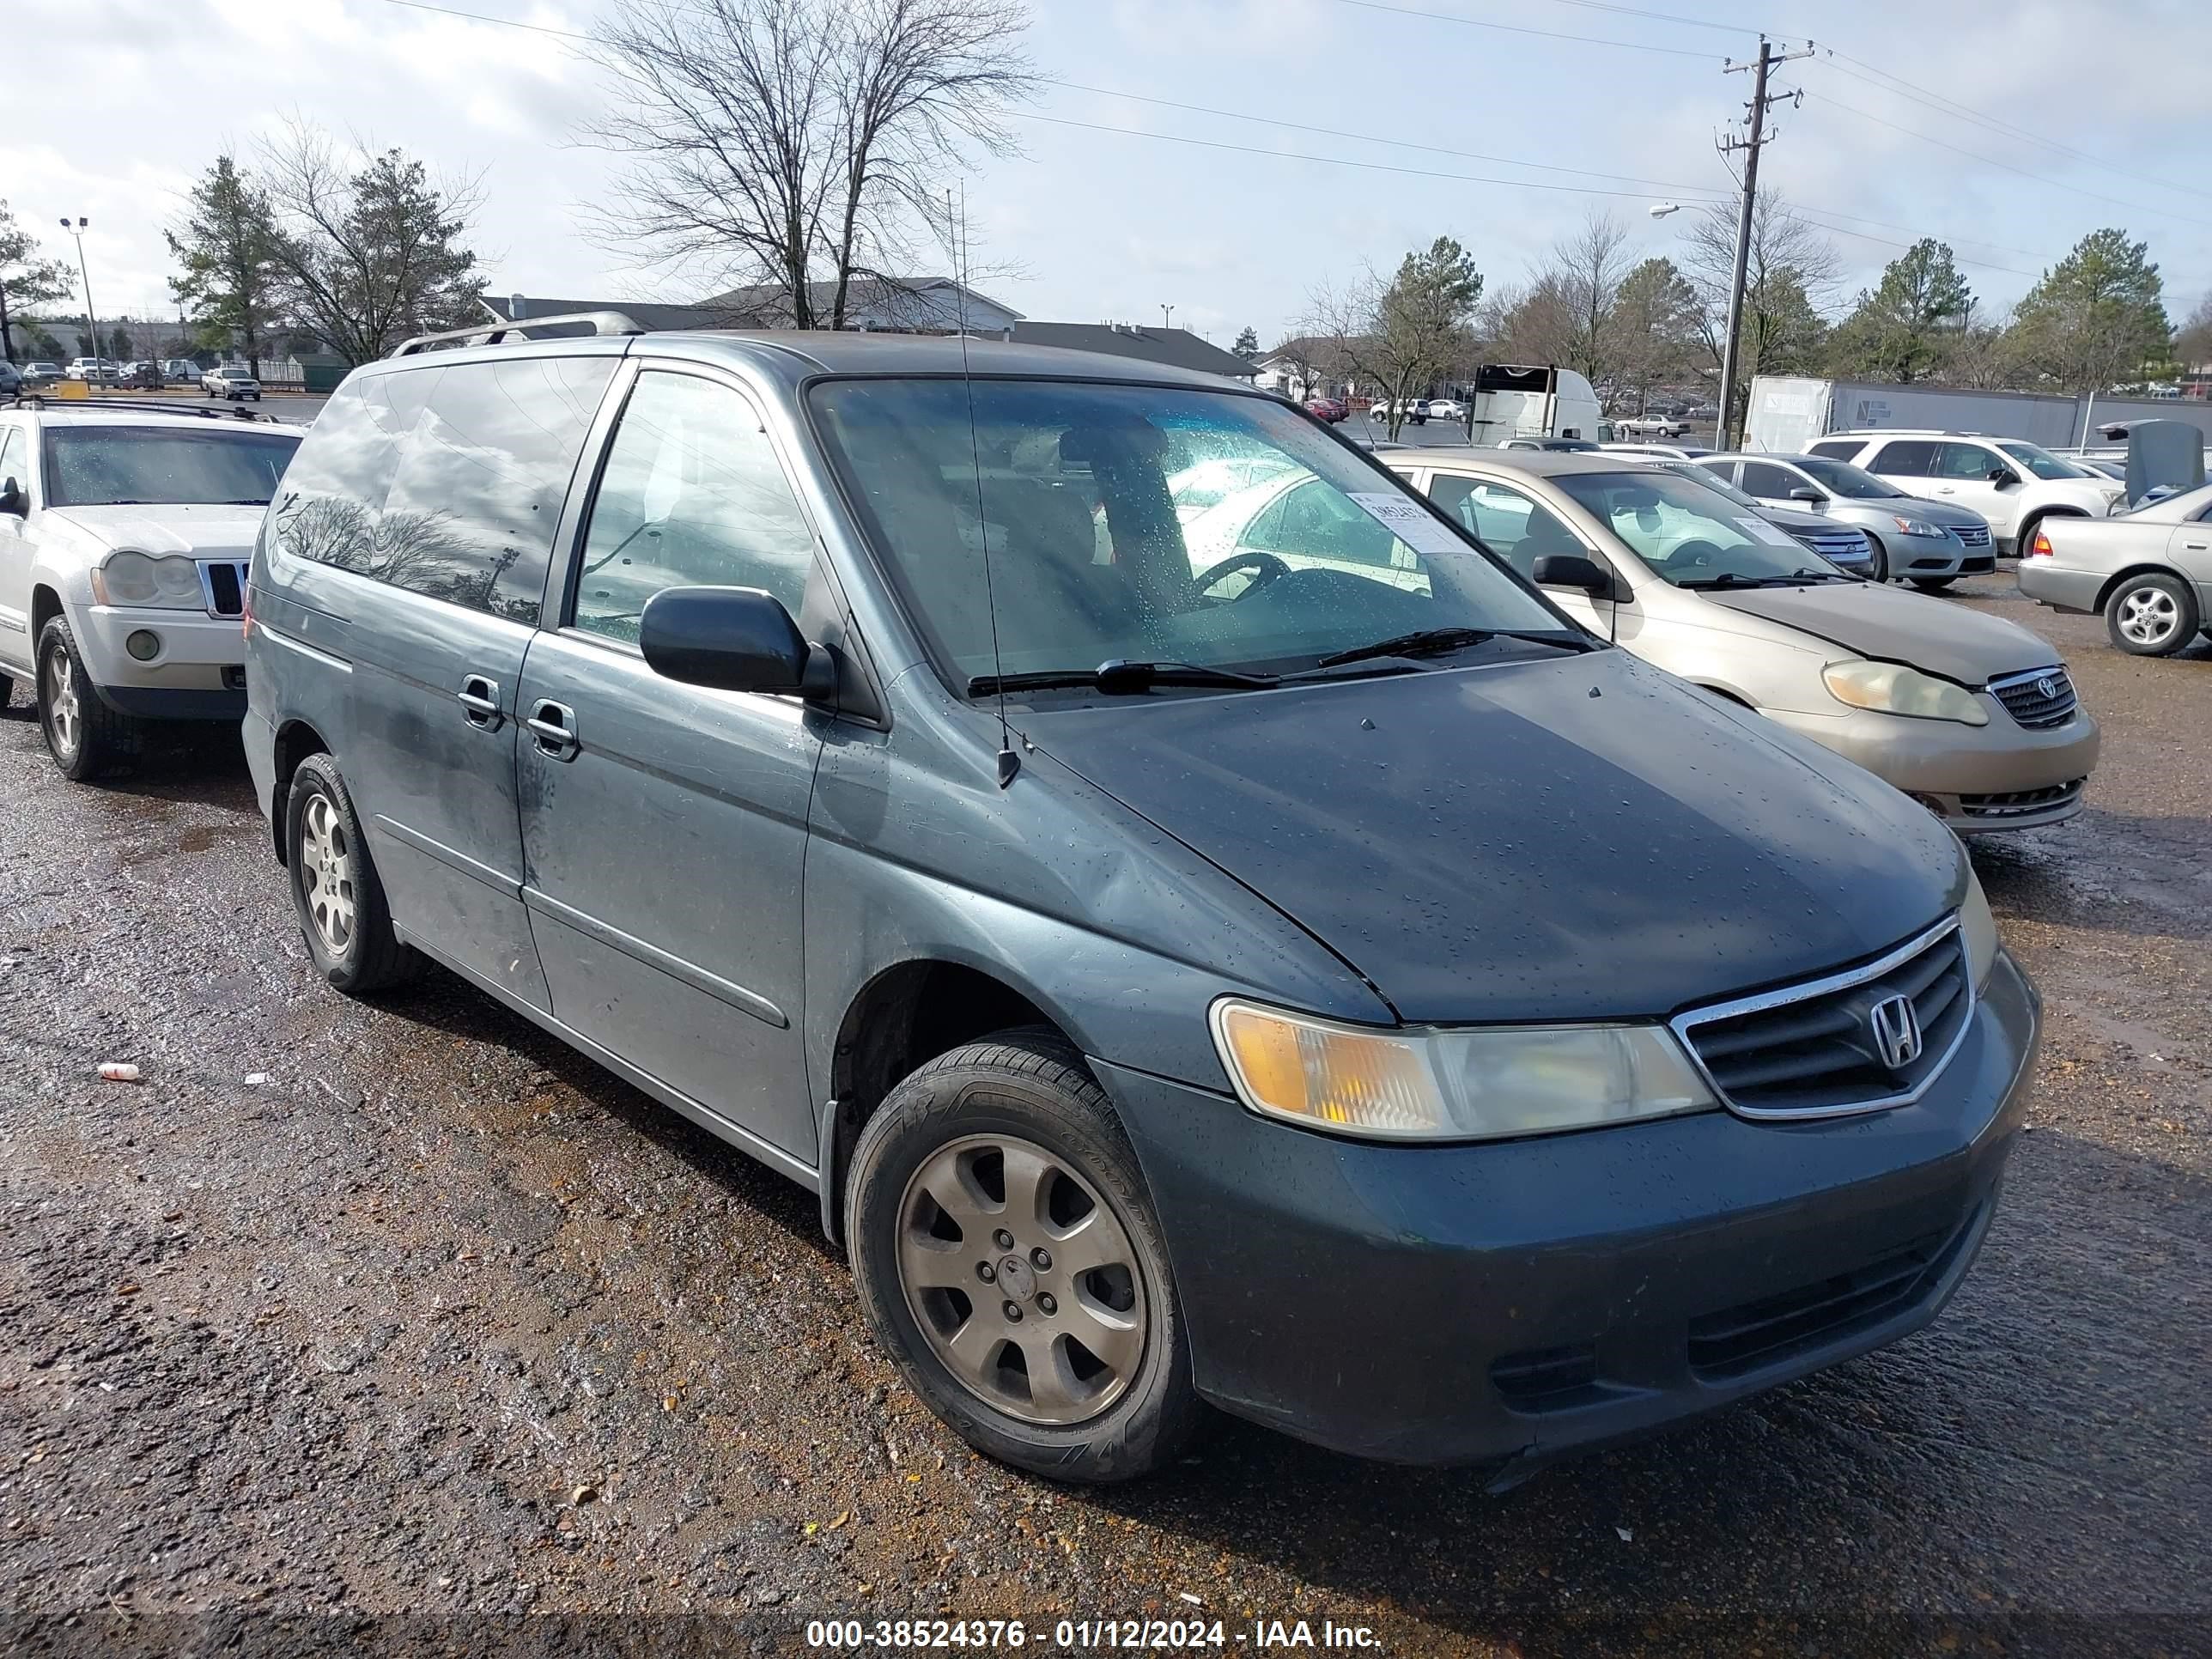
[1097,947,2037,1469]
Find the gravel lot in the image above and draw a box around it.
[0,575,2204,1656]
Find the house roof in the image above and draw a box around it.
[1010,323,1256,380]
[696,276,1020,326]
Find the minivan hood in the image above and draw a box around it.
[1024,651,1960,1024]
[46,503,265,556]
[1700,580,2058,685]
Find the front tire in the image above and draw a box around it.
[284,753,422,994]
[1862,535,1891,583]
[35,616,140,781]
[1911,576,1957,592]
[846,1030,1202,1483]
[2106,571,2198,656]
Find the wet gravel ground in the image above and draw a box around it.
[0,574,2204,1657]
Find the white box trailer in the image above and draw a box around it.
[1463,364,1604,445]
[1745,374,2212,454]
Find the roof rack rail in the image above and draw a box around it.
[3,392,292,424]
[388,310,647,358]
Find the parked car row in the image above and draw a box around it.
[1,337,2059,1492]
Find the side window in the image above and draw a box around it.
[1869,440,1937,477]
[1738,461,1799,499]
[1806,440,1860,460]
[1937,441,2004,481]
[1425,474,1579,579]
[0,426,27,498]
[270,374,425,572]
[379,356,617,624]
[1697,460,1741,488]
[571,371,816,644]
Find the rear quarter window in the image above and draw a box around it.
[1867,440,1938,477]
[1806,440,1863,460]
[274,357,616,625]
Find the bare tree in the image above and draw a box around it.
[582,0,1035,329]
[258,121,488,364]
[1678,189,1839,431]
[1529,210,1633,393]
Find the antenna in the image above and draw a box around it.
[950,184,1018,788]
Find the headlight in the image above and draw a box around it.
[1209,999,1716,1143]
[1890,515,1947,538]
[1822,659,1989,726]
[1960,868,1997,991]
[94,551,204,609]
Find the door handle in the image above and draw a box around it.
[1935,487,1957,495]
[457,674,501,729]
[2185,542,2209,551]
[526,700,580,761]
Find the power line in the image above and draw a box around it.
[1820,51,2212,206]
[373,0,594,40]
[1528,0,1764,36]
[1047,81,1734,201]
[1318,0,1721,59]
[1805,90,2212,233]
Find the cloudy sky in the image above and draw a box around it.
[9,0,2209,348]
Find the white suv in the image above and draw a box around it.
[0,406,301,779]
[1804,431,2126,555]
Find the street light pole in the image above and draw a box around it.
[1160,304,1174,331]
[1714,39,1809,450]
[60,216,98,372]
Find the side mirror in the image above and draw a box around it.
[1532,552,1614,595]
[1788,486,1826,504]
[1987,465,2016,486]
[638,586,836,699]
[0,477,24,518]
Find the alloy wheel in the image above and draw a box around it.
[2117,587,2180,647]
[43,643,79,760]
[895,1133,1147,1425]
[297,793,357,956]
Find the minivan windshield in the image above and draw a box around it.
[44,427,301,507]
[809,379,1578,690]
[1553,470,1845,588]
[1997,441,2093,481]
[1790,456,1910,499]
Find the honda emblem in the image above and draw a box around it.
[1869,994,1923,1071]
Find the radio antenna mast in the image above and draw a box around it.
[951,183,1017,787]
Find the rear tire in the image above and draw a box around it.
[2106,571,2198,656]
[284,752,422,994]
[846,1029,1202,1484]
[35,616,141,781]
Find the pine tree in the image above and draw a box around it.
[166,155,282,377]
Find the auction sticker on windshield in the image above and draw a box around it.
[1347,492,1467,557]
[1735,515,1799,548]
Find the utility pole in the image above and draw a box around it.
[1715,37,1811,449]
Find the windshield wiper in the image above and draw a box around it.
[1315,626,1593,668]
[967,659,1278,697]
[1675,571,1772,590]
[1777,567,1850,583]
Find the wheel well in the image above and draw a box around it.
[30,585,61,640]
[819,961,1061,1247]
[267,720,331,864]
[2016,507,2084,546]
[1695,683,1757,710]
[2095,563,2192,612]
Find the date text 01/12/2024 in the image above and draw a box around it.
[804,1617,1383,1650]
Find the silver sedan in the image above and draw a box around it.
[2017,482,2212,655]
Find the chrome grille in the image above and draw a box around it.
[1988,665,2077,729]
[1672,921,1973,1120]
[1789,527,1871,564]
[197,558,251,618]
[1951,523,1992,549]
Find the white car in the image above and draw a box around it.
[0,405,301,779]
[1366,398,1431,425]
[1803,431,2126,555]
[163,359,201,386]
[1424,397,1468,421]
[203,366,263,401]
[1614,414,1689,438]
